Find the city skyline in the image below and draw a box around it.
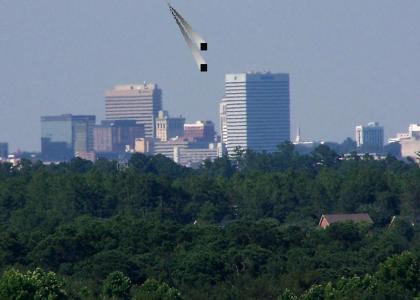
[1,1,420,151]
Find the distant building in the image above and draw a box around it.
[184,121,215,142]
[135,138,155,155]
[389,124,420,162]
[105,83,162,138]
[156,111,185,142]
[292,128,324,154]
[408,124,420,139]
[152,139,189,160]
[220,72,290,156]
[93,120,145,153]
[401,139,420,162]
[75,151,96,162]
[0,143,8,159]
[41,114,96,161]
[219,102,228,148]
[135,137,221,167]
[355,122,384,152]
[174,143,220,168]
[319,213,373,229]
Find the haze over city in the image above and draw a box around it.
[1,0,420,151]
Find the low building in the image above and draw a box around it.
[135,137,222,166]
[174,143,219,167]
[153,139,189,160]
[135,138,155,155]
[400,139,420,162]
[389,124,420,162]
[75,151,96,162]
[319,213,373,229]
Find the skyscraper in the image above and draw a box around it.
[355,122,384,152]
[41,114,96,161]
[220,72,290,155]
[105,83,162,138]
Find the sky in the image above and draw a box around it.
[1,0,420,152]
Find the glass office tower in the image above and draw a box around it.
[41,114,96,161]
[220,72,290,156]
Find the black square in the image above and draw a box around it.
[200,43,208,51]
[200,64,208,72]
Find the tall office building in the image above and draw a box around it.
[41,114,96,161]
[156,110,185,142]
[355,122,384,152]
[105,83,162,138]
[93,120,145,153]
[220,72,290,155]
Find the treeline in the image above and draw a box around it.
[0,143,419,299]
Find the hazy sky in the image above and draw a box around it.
[1,1,420,151]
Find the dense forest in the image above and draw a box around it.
[0,143,419,299]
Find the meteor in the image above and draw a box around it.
[168,3,208,72]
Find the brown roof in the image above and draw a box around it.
[320,213,373,225]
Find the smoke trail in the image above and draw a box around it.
[169,6,207,71]
[169,4,207,51]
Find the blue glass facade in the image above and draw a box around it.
[41,114,96,161]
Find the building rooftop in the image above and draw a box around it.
[319,213,373,226]
[112,83,157,91]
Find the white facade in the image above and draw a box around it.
[105,83,162,138]
[355,122,384,148]
[401,139,420,161]
[174,143,219,167]
[220,72,290,156]
[408,124,420,139]
[390,124,420,162]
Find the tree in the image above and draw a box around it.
[0,268,67,300]
[133,279,183,300]
[102,271,132,300]
[376,251,420,293]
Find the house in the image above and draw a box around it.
[319,213,373,229]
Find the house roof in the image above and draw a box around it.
[320,213,373,225]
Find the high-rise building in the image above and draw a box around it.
[355,122,384,152]
[184,121,215,142]
[93,120,145,153]
[0,143,8,159]
[105,83,163,138]
[220,72,290,155]
[156,111,185,142]
[41,114,96,161]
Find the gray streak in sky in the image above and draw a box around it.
[169,4,207,51]
[169,3,207,71]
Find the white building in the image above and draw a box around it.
[220,72,290,156]
[105,83,162,138]
[355,122,384,149]
[174,143,220,168]
[389,124,420,161]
